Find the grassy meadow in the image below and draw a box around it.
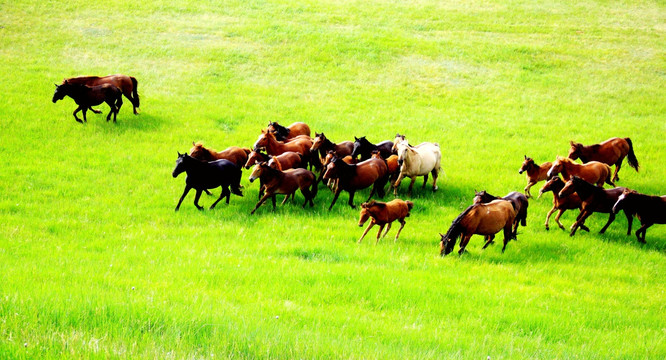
[1,0,665,358]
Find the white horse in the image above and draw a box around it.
[393,139,441,195]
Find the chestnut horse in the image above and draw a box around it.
[568,137,639,182]
[248,162,317,214]
[351,136,394,160]
[357,199,414,244]
[323,155,389,210]
[519,156,552,198]
[254,130,312,157]
[613,189,666,243]
[244,150,304,170]
[189,142,251,168]
[440,200,516,256]
[62,74,139,114]
[53,82,122,123]
[393,139,441,195]
[172,153,243,211]
[267,121,311,141]
[558,176,632,236]
[547,156,614,187]
[310,133,354,163]
[537,176,588,232]
[473,190,528,238]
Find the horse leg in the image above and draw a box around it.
[393,173,406,196]
[394,219,406,242]
[599,212,616,234]
[114,96,123,122]
[524,181,535,198]
[224,186,231,204]
[73,106,84,123]
[458,235,472,255]
[250,193,272,214]
[348,190,357,208]
[358,221,374,243]
[554,209,566,230]
[175,185,192,211]
[375,224,386,245]
[570,210,590,236]
[407,177,416,195]
[328,188,342,210]
[210,187,229,209]
[90,107,102,114]
[300,187,312,208]
[106,103,114,121]
[271,194,277,209]
[636,223,650,243]
[482,234,495,249]
[421,173,428,189]
[502,224,512,253]
[613,159,623,182]
[81,107,89,122]
[431,169,438,191]
[624,209,633,236]
[281,193,290,205]
[379,223,392,241]
[544,206,557,230]
[193,190,204,210]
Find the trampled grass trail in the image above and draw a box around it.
[0,0,664,358]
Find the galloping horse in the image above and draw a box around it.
[248,162,317,214]
[172,153,243,211]
[53,82,122,123]
[558,176,632,236]
[547,156,614,187]
[323,155,389,210]
[568,137,639,182]
[351,136,394,160]
[253,130,312,157]
[189,142,251,168]
[519,156,552,198]
[537,176,588,232]
[613,189,666,243]
[393,139,441,195]
[62,74,139,114]
[357,199,414,244]
[473,190,528,237]
[439,200,516,256]
[244,150,304,171]
[310,133,354,162]
[267,122,311,141]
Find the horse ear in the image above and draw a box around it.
[354,136,358,141]
[570,141,575,146]
[524,155,527,160]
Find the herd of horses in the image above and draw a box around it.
[52,75,665,254]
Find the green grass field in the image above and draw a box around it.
[1,0,665,358]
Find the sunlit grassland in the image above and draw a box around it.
[0,0,665,358]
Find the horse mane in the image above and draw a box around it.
[442,204,477,249]
[242,147,252,155]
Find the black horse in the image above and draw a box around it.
[172,153,243,211]
[613,189,666,243]
[351,136,394,161]
[53,81,122,123]
[473,190,529,239]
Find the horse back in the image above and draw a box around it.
[466,200,515,235]
[586,187,627,213]
[347,158,387,188]
[582,137,629,165]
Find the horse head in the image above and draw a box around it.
[172,152,188,178]
[351,136,367,158]
[567,141,583,161]
[248,162,268,183]
[473,190,488,204]
[52,83,67,103]
[547,157,565,178]
[519,156,534,174]
[396,141,411,167]
[323,156,342,180]
[439,232,456,256]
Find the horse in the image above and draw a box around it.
[62,74,140,114]
[568,137,639,182]
[391,133,407,152]
[393,139,441,196]
[519,156,552,198]
[310,133,354,163]
[322,155,389,210]
[189,142,251,168]
[378,153,400,185]
[320,150,357,191]
[558,176,632,236]
[537,176,589,232]
[473,190,528,237]
[172,153,243,211]
[547,156,615,188]
[244,150,304,171]
[357,199,414,244]
[248,162,317,214]
[253,130,312,158]
[52,82,122,123]
[439,200,516,256]
[613,189,666,243]
[267,121,311,141]
[351,136,394,160]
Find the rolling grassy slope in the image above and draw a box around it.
[0,0,664,358]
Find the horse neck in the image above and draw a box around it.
[261,166,284,184]
[526,162,541,176]
[560,161,579,178]
[573,180,597,199]
[263,135,281,153]
[321,138,334,151]
[335,161,357,181]
[549,181,565,199]
[182,156,206,175]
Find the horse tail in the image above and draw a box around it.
[130,77,140,108]
[625,138,639,171]
[604,164,616,187]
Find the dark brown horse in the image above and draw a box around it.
[351,136,394,160]
[248,162,317,214]
[547,156,614,187]
[322,155,389,210]
[310,133,354,163]
[189,142,251,168]
[538,176,589,232]
[62,74,139,114]
[267,122,311,141]
[568,137,639,182]
[440,200,516,256]
[473,190,528,238]
[357,199,414,244]
[519,156,552,198]
[613,189,666,243]
[52,82,122,123]
[558,176,632,236]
